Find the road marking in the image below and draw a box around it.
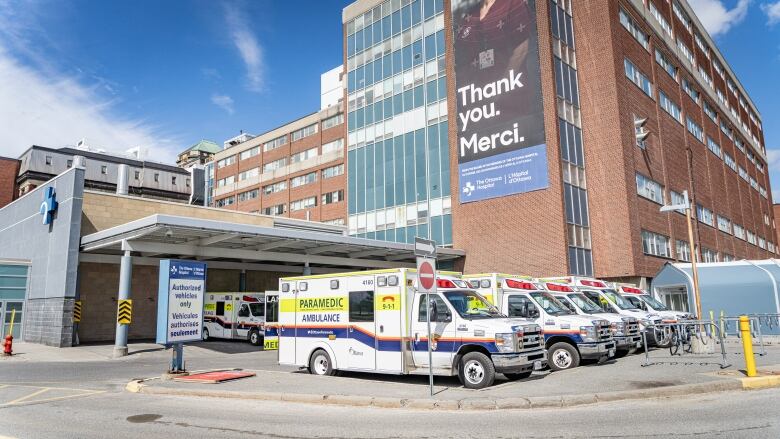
[4,387,50,405]
[3,391,106,407]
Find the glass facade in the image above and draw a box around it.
[551,0,594,276]
[204,162,215,207]
[345,0,452,245]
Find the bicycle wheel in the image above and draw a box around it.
[669,332,680,356]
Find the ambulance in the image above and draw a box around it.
[263,291,280,350]
[542,281,642,357]
[540,277,662,345]
[617,286,693,322]
[277,269,547,389]
[203,293,266,346]
[463,274,615,371]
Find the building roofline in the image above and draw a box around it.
[20,145,188,174]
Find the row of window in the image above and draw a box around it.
[346,0,443,54]
[348,79,444,132]
[642,228,772,262]
[351,212,452,246]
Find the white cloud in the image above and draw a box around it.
[688,0,751,36]
[211,93,235,114]
[224,4,265,92]
[0,46,182,163]
[762,1,780,24]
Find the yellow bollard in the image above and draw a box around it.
[739,315,757,377]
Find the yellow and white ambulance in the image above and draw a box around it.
[263,291,279,350]
[277,269,547,389]
[463,274,615,371]
[203,293,266,346]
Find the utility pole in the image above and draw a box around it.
[661,191,702,319]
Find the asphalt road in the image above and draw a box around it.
[2,386,779,438]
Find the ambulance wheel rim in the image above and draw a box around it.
[464,359,485,385]
[552,349,572,369]
[250,332,259,344]
[314,354,329,375]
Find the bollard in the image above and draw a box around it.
[739,316,757,377]
[720,311,725,338]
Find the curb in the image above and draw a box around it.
[125,377,760,411]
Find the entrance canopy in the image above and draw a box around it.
[652,260,780,320]
[80,214,464,274]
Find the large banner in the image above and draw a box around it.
[451,0,548,203]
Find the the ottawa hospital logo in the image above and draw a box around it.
[39,187,58,225]
[462,181,476,197]
[170,265,178,275]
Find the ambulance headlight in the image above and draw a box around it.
[579,326,597,343]
[494,333,515,353]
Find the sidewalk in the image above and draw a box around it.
[128,343,780,410]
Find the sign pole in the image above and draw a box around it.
[415,237,437,397]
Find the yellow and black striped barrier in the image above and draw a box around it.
[117,299,132,324]
[73,301,82,323]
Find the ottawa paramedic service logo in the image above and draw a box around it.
[462,181,476,197]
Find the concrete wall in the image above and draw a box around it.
[0,167,84,346]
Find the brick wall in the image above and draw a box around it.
[0,157,19,208]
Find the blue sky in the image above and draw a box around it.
[0,0,779,197]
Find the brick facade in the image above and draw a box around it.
[0,157,20,208]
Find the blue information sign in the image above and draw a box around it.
[156,260,207,345]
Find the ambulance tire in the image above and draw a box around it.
[248,329,262,346]
[309,349,336,376]
[458,352,495,389]
[202,328,210,341]
[548,342,580,371]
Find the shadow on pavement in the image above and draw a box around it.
[189,340,265,355]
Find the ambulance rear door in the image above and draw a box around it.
[374,273,403,373]
[264,292,279,350]
[278,282,297,365]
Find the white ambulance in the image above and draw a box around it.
[540,277,662,345]
[617,286,692,322]
[263,291,279,350]
[203,293,266,346]
[277,269,547,389]
[463,274,615,371]
[542,281,642,357]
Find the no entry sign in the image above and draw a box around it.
[417,257,436,293]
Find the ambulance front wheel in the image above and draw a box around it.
[249,329,263,346]
[458,352,495,389]
[309,349,337,376]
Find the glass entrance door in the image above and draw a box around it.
[1,301,23,338]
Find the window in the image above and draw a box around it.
[713,58,724,77]
[186,178,190,187]
[760,186,768,199]
[619,7,649,49]
[642,230,671,258]
[171,176,177,185]
[240,147,260,160]
[717,215,732,234]
[747,230,757,245]
[349,291,374,322]
[677,39,695,67]
[670,190,687,213]
[734,223,746,240]
[263,158,287,173]
[676,240,691,262]
[649,2,673,38]
[238,189,259,202]
[720,120,733,140]
[262,204,286,216]
[706,137,721,158]
[134,171,140,180]
[694,32,710,57]
[263,135,287,152]
[217,175,235,187]
[701,248,718,263]
[217,156,236,168]
[322,113,344,129]
[735,137,745,153]
[215,196,235,207]
[290,196,317,211]
[322,164,344,179]
[263,181,287,195]
[323,218,345,226]
[45,155,52,165]
[418,294,450,322]
[659,91,682,122]
[723,253,735,262]
[738,165,749,181]
[673,1,692,31]
[759,237,766,249]
[506,295,538,318]
[238,167,260,181]
[696,204,714,226]
[636,173,664,204]
[682,78,700,104]
[321,139,344,155]
[686,116,703,142]
[291,123,318,142]
[655,49,678,80]
[322,190,344,205]
[703,100,717,122]
[291,147,318,164]
[624,59,653,97]
[154,173,159,183]
[101,165,107,174]
[290,172,317,188]
[698,66,713,89]
[66,160,72,168]
[724,153,737,172]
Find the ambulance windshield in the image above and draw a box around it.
[529,292,571,315]
[443,291,504,319]
[602,290,639,310]
[639,294,669,311]
[568,293,605,313]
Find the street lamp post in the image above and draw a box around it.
[660,190,702,319]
